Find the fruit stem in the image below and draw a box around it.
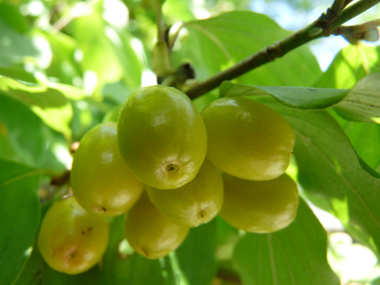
[185,0,380,99]
[153,0,166,42]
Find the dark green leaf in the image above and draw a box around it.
[0,64,37,83]
[258,97,380,257]
[220,81,348,109]
[233,199,339,285]
[14,241,44,285]
[0,2,29,33]
[172,11,321,87]
[334,117,380,174]
[175,219,218,285]
[0,159,41,285]
[334,73,380,123]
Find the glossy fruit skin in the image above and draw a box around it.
[201,97,295,181]
[147,159,223,227]
[71,122,143,216]
[38,196,109,274]
[124,192,189,259]
[219,173,299,233]
[117,85,207,189]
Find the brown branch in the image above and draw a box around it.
[185,0,380,99]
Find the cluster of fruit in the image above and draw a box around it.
[37,85,299,275]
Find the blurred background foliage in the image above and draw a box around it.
[1,0,380,284]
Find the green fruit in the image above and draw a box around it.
[124,192,189,259]
[147,159,223,227]
[219,173,299,233]
[38,196,109,274]
[201,97,295,181]
[117,85,207,189]
[103,105,122,123]
[71,122,144,216]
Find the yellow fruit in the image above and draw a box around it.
[219,173,299,233]
[38,196,109,274]
[117,85,207,189]
[71,122,143,216]
[124,192,189,259]
[201,97,295,181]
[147,159,223,227]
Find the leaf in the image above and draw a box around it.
[220,81,348,109]
[162,0,196,22]
[70,2,143,92]
[0,2,29,33]
[0,18,40,66]
[334,73,380,123]
[70,3,122,88]
[233,199,339,285]
[258,97,380,257]
[171,11,321,88]
[41,31,83,86]
[0,64,37,83]
[0,159,41,285]
[334,117,380,174]
[0,76,73,138]
[0,95,70,173]
[175,219,218,285]
[315,45,380,89]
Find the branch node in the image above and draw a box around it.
[265,43,284,61]
[307,27,324,38]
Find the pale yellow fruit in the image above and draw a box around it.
[71,122,144,216]
[38,196,109,274]
[147,159,223,227]
[117,85,207,189]
[219,173,299,233]
[202,97,295,181]
[124,192,189,259]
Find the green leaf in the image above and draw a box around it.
[0,2,29,33]
[0,18,46,67]
[0,64,37,83]
[220,81,348,109]
[334,116,380,174]
[333,73,380,123]
[108,28,143,90]
[315,45,380,89]
[41,31,83,86]
[0,159,41,285]
[258,97,380,256]
[0,95,70,173]
[14,240,44,285]
[162,0,196,22]
[0,76,73,138]
[175,219,218,285]
[233,199,339,285]
[70,2,143,92]
[172,11,321,88]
